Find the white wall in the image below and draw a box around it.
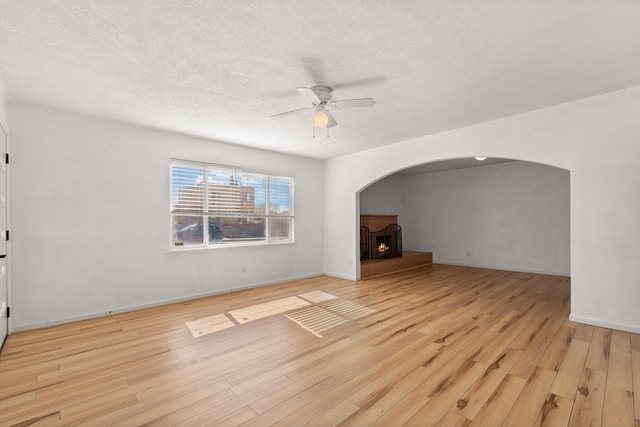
[9,105,324,330]
[0,80,7,130]
[0,79,8,338]
[359,174,406,223]
[325,85,640,333]
[361,162,570,275]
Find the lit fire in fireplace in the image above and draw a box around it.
[377,242,389,254]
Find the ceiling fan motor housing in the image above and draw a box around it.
[312,86,332,103]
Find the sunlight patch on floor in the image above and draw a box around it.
[186,313,235,337]
[323,299,375,319]
[186,290,374,339]
[285,306,348,337]
[228,296,311,324]
[298,290,338,303]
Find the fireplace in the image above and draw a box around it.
[360,214,403,260]
[370,224,402,259]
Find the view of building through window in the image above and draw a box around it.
[170,160,293,248]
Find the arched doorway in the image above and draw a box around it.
[357,158,570,278]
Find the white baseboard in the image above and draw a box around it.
[569,314,640,334]
[10,272,324,332]
[325,272,357,281]
[435,260,570,277]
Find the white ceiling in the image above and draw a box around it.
[1,1,639,160]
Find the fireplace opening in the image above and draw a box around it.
[376,236,391,256]
[368,224,402,260]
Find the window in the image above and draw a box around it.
[170,160,294,248]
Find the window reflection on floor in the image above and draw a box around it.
[185,291,375,338]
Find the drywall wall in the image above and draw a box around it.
[361,162,570,275]
[0,80,7,340]
[9,105,324,330]
[359,173,406,223]
[0,80,7,129]
[325,85,640,333]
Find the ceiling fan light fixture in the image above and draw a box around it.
[313,110,329,128]
[272,85,374,133]
[475,156,487,161]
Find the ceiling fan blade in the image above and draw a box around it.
[328,98,375,109]
[331,76,386,90]
[271,107,312,118]
[326,110,337,128]
[296,87,321,104]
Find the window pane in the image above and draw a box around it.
[207,217,224,244]
[268,177,292,216]
[173,215,204,246]
[239,173,266,215]
[210,216,265,242]
[171,165,204,212]
[205,169,266,216]
[268,218,293,242]
[206,167,242,215]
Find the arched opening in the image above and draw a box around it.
[357,158,570,279]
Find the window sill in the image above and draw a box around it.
[167,240,295,253]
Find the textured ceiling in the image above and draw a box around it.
[1,1,639,160]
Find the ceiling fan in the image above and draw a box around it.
[271,86,375,129]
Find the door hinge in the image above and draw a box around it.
[5,230,8,241]
[4,153,7,164]
[6,307,9,318]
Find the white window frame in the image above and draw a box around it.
[170,159,294,249]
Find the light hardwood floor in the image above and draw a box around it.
[1,264,639,426]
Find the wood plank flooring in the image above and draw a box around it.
[1,264,639,426]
